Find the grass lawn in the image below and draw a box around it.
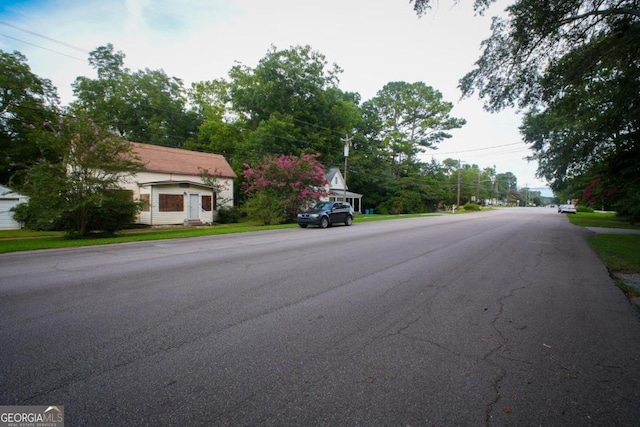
[588,234,640,274]
[566,211,640,297]
[564,212,640,273]
[567,211,640,229]
[0,223,295,253]
[0,213,440,254]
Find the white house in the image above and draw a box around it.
[324,168,362,213]
[120,143,236,226]
[0,184,28,230]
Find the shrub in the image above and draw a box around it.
[11,202,62,231]
[463,203,481,211]
[86,191,140,235]
[242,192,286,225]
[216,206,242,224]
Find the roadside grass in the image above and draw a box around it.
[589,234,640,274]
[567,211,640,298]
[0,229,64,238]
[590,234,640,298]
[0,212,441,254]
[567,211,640,229]
[0,223,294,253]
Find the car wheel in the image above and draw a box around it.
[345,215,353,226]
[320,216,329,228]
[299,224,308,228]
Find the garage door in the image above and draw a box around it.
[0,199,21,229]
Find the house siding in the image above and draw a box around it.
[0,185,28,230]
[0,199,21,229]
[323,168,362,213]
[121,171,234,225]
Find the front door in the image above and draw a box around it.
[188,194,200,219]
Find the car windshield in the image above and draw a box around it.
[313,202,334,210]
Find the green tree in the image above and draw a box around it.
[458,163,477,207]
[366,81,466,177]
[423,158,455,208]
[15,109,143,237]
[72,44,201,147]
[0,49,60,185]
[228,45,360,163]
[343,100,392,211]
[410,0,640,219]
[495,172,517,202]
[184,79,244,167]
[520,17,640,218]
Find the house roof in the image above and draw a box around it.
[0,184,27,200]
[327,168,340,183]
[130,142,236,178]
[327,167,348,191]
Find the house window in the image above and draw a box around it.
[140,194,150,212]
[159,194,184,212]
[202,193,218,212]
[202,195,214,211]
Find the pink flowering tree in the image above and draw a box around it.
[242,153,329,224]
[583,175,616,211]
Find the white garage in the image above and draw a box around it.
[0,184,28,230]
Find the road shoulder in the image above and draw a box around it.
[587,226,640,309]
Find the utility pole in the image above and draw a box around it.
[476,170,481,204]
[456,159,461,210]
[342,134,351,204]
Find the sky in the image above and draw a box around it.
[0,0,553,196]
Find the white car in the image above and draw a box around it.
[559,204,577,214]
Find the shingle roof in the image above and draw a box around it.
[131,142,236,178]
[327,168,340,183]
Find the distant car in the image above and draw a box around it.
[558,204,577,214]
[297,201,354,228]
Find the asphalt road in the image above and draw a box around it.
[1,208,639,426]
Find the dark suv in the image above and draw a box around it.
[297,202,354,228]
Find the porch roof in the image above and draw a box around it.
[329,189,362,198]
[137,180,217,190]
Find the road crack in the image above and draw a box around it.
[484,283,528,425]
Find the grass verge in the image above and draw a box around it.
[588,234,640,274]
[570,211,640,298]
[568,211,640,229]
[0,213,441,254]
[0,223,294,253]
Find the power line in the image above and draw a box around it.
[0,33,86,62]
[0,20,89,54]
[291,116,345,137]
[431,142,523,156]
